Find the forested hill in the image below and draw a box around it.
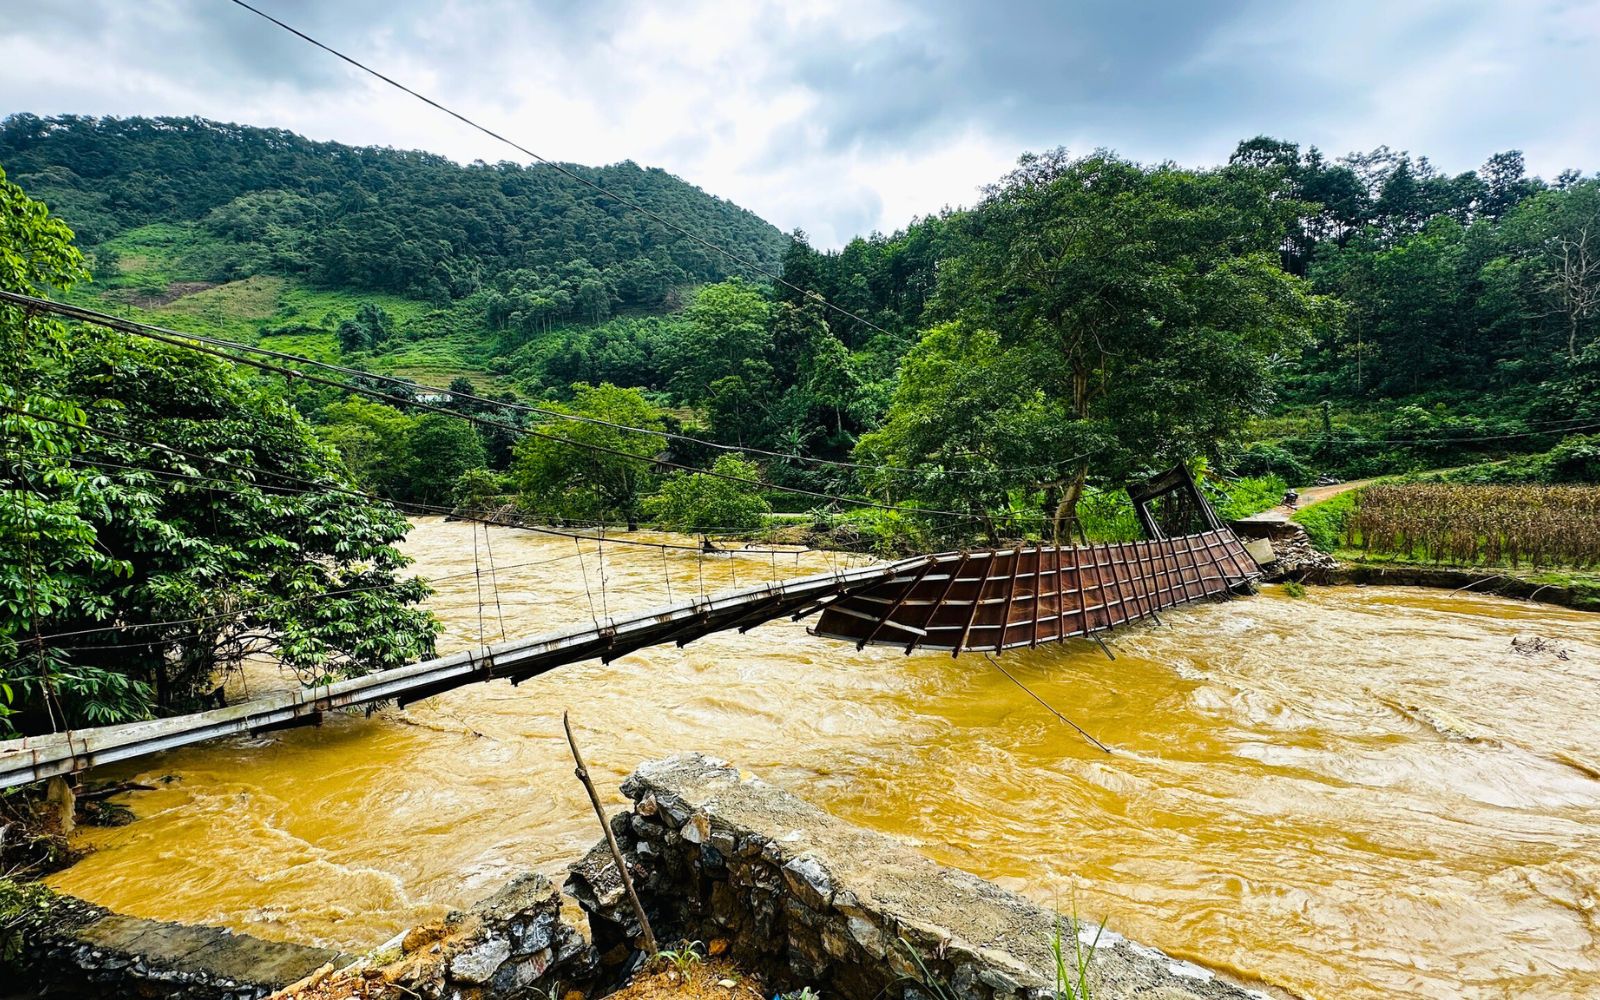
[0,114,785,308]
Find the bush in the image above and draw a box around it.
[643,456,772,532]
[1292,490,1359,552]
[1230,443,1312,484]
[846,507,933,557]
[1434,434,1600,485]
[1545,434,1600,483]
[1211,475,1287,521]
[451,468,512,512]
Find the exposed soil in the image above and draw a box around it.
[603,957,764,1000]
[106,281,218,309]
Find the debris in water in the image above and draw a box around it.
[1511,635,1570,660]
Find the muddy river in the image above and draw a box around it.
[48,517,1600,999]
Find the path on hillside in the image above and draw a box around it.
[1238,477,1377,525]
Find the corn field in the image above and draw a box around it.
[1350,483,1600,568]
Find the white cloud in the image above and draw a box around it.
[2,0,1597,247]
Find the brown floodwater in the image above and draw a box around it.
[48,517,1600,1000]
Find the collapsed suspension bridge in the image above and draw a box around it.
[0,513,1260,790]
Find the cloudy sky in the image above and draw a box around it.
[3,0,1598,247]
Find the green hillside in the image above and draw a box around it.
[1,113,787,392]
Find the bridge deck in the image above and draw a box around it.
[0,530,1258,790]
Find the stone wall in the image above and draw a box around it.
[10,872,598,1000]
[12,893,346,999]
[570,754,1271,1000]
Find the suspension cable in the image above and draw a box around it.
[982,652,1112,754]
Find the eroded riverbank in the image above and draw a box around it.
[46,518,1600,1000]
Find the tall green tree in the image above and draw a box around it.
[938,150,1331,536]
[317,398,416,495]
[408,413,487,506]
[670,279,774,443]
[643,455,771,532]
[511,383,665,529]
[856,324,1076,541]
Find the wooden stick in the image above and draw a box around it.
[563,711,658,956]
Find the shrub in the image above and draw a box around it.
[643,456,772,533]
[1545,434,1600,483]
[451,468,511,512]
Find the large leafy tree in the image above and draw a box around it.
[0,163,129,732]
[317,398,417,496]
[511,383,665,529]
[856,324,1076,541]
[408,412,487,506]
[669,279,774,443]
[935,150,1331,537]
[1,169,438,735]
[643,455,771,532]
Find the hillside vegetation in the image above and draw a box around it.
[6,113,1600,733]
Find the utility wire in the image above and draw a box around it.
[15,547,589,647]
[224,0,893,340]
[0,403,828,555]
[0,290,1081,481]
[0,292,996,521]
[22,443,825,538]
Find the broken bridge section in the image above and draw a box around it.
[0,464,1259,789]
[811,528,1258,653]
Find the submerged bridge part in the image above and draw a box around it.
[0,526,1256,790]
[812,528,1258,652]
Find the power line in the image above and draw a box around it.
[0,291,996,521]
[13,544,590,647]
[224,0,893,340]
[0,404,835,555]
[0,289,1079,480]
[1260,420,1600,447]
[20,444,838,537]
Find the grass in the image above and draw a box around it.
[1291,490,1360,552]
[62,228,509,392]
[1050,908,1103,1000]
[653,940,705,978]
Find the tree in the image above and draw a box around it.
[939,150,1330,537]
[511,383,665,529]
[643,455,771,532]
[670,279,774,421]
[0,163,132,732]
[1311,218,1471,393]
[1513,181,1600,360]
[2,167,438,735]
[856,325,1076,541]
[335,303,393,354]
[316,398,416,496]
[408,413,487,506]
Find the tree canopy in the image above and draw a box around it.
[511,384,666,529]
[1,166,438,736]
[0,114,785,308]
